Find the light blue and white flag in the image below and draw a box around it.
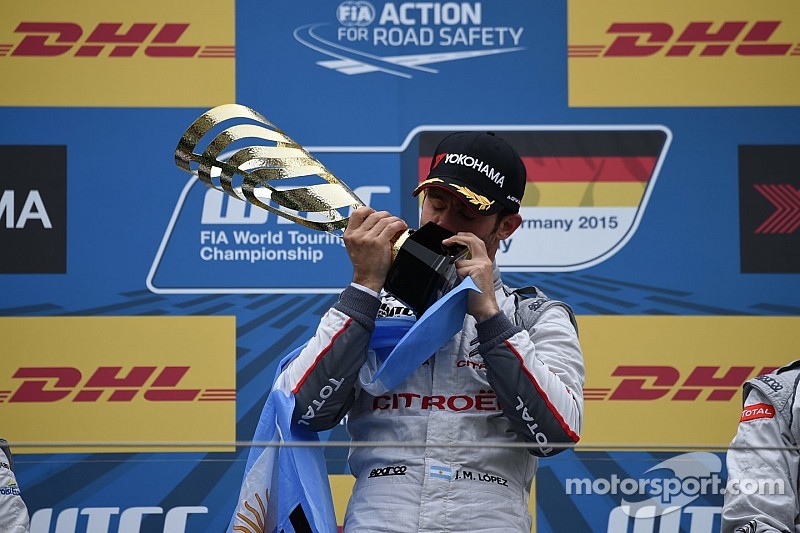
[229,277,479,533]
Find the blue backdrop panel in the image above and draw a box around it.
[1,1,798,532]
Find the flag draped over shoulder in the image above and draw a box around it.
[228,277,479,533]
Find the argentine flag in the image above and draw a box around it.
[229,277,479,532]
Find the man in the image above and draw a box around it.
[279,132,585,532]
[0,439,30,533]
[722,361,800,532]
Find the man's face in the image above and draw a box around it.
[419,187,519,259]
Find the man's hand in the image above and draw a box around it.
[441,232,499,322]
[344,206,408,293]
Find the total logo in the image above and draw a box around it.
[294,1,526,78]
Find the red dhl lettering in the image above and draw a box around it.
[0,22,234,58]
[2,366,235,403]
[568,21,798,58]
[740,402,776,422]
[373,391,500,411]
[583,365,777,402]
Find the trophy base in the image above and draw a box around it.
[384,222,468,316]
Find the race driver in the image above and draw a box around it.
[279,131,585,532]
[722,361,800,532]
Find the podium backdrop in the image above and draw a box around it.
[1,1,798,531]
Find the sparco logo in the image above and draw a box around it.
[443,153,505,186]
[754,374,783,393]
[294,2,525,78]
[369,465,408,477]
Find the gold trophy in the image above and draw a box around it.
[174,104,466,314]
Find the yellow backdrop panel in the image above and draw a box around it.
[1,0,234,106]
[0,316,236,453]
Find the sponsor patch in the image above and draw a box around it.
[0,482,21,496]
[740,403,776,422]
[755,374,784,393]
[368,465,407,478]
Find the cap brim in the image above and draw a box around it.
[412,176,504,216]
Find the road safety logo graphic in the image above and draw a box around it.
[739,145,800,273]
[414,128,671,271]
[294,1,525,78]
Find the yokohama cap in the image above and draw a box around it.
[413,131,527,216]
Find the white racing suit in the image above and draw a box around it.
[279,267,585,532]
[722,360,800,533]
[0,439,30,533]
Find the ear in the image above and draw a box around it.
[497,213,522,240]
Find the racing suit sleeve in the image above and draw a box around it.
[278,285,380,432]
[721,388,797,533]
[476,306,584,457]
[0,440,30,533]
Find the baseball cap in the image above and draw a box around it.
[413,131,526,216]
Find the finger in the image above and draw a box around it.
[377,218,408,242]
[358,210,395,233]
[444,233,487,259]
[370,214,404,232]
[347,206,375,232]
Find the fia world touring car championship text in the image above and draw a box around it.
[199,229,342,264]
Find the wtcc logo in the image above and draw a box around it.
[294,1,526,78]
[30,506,208,533]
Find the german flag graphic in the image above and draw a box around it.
[415,128,671,271]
